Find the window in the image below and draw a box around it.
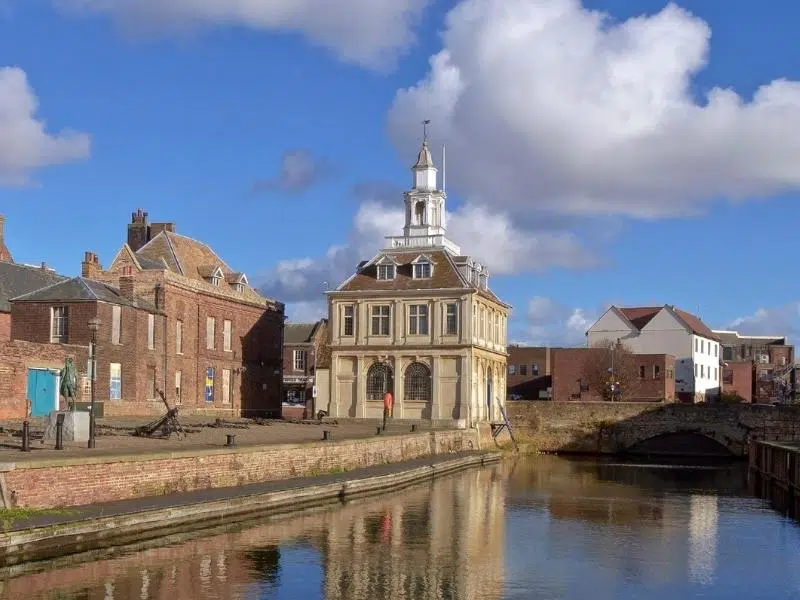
[472,310,477,338]
[232,282,245,293]
[722,368,733,384]
[206,316,216,349]
[654,365,661,379]
[343,305,354,336]
[445,303,458,335]
[109,363,122,400]
[405,362,432,402]
[494,315,500,343]
[714,367,718,380]
[695,364,698,377]
[519,364,528,376]
[145,313,154,349]
[222,368,231,405]
[532,362,539,376]
[50,306,68,343]
[508,364,517,376]
[377,264,395,280]
[714,343,718,358]
[176,320,183,354]
[408,305,429,335]
[205,367,215,402]
[371,305,391,336]
[210,272,221,286]
[223,319,232,352]
[147,366,157,399]
[480,308,485,339]
[695,338,698,352]
[366,363,393,401]
[175,370,182,404]
[639,365,646,379]
[488,312,494,342]
[413,262,431,279]
[293,350,307,371]
[666,368,674,379]
[722,345,733,361]
[701,365,705,378]
[701,339,705,354]
[111,305,121,345]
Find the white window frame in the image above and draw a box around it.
[343,305,355,336]
[111,305,121,345]
[50,306,68,343]
[413,262,432,279]
[109,362,122,400]
[147,313,155,350]
[377,264,395,280]
[371,305,391,336]
[206,316,216,350]
[408,304,429,335]
[223,319,232,352]
[293,350,307,371]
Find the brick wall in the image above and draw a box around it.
[0,312,9,342]
[3,429,479,509]
[0,340,88,418]
[507,346,551,399]
[552,348,675,402]
[723,362,753,401]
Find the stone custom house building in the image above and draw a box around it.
[322,138,510,425]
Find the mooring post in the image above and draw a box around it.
[376,426,383,435]
[411,424,418,432]
[323,430,332,441]
[226,434,236,447]
[55,413,65,450]
[21,420,30,452]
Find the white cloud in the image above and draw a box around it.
[56,0,428,69]
[727,303,800,342]
[252,149,332,194]
[516,296,603,347]
[0,66,90,185]
[388,0,800,219]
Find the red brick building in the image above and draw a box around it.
[11,209,285,418]
[507,345,552,400]
[282,319,328,420]
[716,329,796,403]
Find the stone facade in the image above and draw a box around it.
[323,139,509,425]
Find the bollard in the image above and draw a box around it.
[55,413,65,450]
[323,430,332,441]
[21,420,30,452]
[226,434,236,447]
[376,426,383,435]
[411,424,418,432]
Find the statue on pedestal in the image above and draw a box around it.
[59,357,78,411]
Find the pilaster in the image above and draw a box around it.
[432,355,441,420]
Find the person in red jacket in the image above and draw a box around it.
[383,391,393,431]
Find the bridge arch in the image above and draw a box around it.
[624,431,737,457]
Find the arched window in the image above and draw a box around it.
[367,362,393,401]
[405,362,432,402]
[415,201,425,225]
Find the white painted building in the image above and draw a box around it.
[586,305,721,402]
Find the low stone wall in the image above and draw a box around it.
[1,429,480,509]
[507,401,800,457]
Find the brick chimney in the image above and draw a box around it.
[119,266,135,299]
[81,251,102,278]
[0,214,13,263]
[127,209,150,252]
[150,222,176,237]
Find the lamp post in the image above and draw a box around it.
[87,317,101,449]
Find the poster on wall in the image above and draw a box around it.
[205,367,215,402]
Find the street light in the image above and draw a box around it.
[87,317,101,449]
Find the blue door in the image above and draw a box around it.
[27,369,56,416]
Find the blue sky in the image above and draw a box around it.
[2,0,800,345]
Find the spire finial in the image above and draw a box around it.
[423,119,431,143]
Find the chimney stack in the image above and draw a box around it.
[119,265,135,299]
[81,251,102,278]
[0,214,12,263]
[127,208,151,252]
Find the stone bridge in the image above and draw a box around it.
[507,401,800,457]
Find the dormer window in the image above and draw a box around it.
[377,264,395,280]
[200,265,225,286]
[226,272,249,293]
[211,274,221,286]
[413,262,431,279]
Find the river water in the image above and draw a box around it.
[5,455,800,600]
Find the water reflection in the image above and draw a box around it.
[5,456,800,600]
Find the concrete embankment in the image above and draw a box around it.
[0,450,499,567]
[749,440,800,518]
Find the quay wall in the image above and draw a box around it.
[2,429,487,509]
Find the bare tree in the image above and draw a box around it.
[581,341,641,401]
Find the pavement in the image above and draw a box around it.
[0,415,428,463]
[2,451,491,532]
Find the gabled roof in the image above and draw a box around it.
[615,305,719,341]
[337,250,464,292]
[11,277,158,311]
[0,262,67,312]
[666,306,719,341]
[618,307,661,330]
[284,321,325,345]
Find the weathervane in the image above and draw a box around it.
[423,119,431,143]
